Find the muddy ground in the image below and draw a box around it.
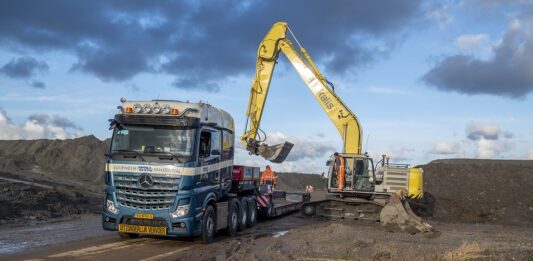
[180,215,533,261]
[3,210,533,260]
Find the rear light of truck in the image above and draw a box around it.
[232,166,244,181]
[233,165,260,181]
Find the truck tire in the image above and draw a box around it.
[202,205,216,244]
[118,233,139,239]
[238,198,248,231]
[247,198,257,228]
[227,199,239,237]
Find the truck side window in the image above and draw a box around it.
[199,131,211,158]
[222,130,234,160]
[210,130,221,157]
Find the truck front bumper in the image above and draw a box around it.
[102,210,200,237]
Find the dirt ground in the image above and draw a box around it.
[4,212,533,261]
[163,212,533,261]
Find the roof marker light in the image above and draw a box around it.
[125,107,133,113]
[170,108,179,115]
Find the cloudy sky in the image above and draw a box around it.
[1,0,532,173]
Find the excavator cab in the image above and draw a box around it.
[326,153,375,194]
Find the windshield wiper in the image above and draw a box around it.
[112,149,146,161]
[152,152,184,163]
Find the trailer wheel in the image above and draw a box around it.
[202,205,216,244]
[301,203,316,217]
[118,233,139,239]
[247,198,257,227]
[227,199,239,237]
[238,198,248,231]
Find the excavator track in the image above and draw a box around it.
[301,193,436,235]
[301,197,384,222]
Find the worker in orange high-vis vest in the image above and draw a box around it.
[260,165,277,186]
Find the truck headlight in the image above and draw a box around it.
[106,199,119,214]
[171,205,189,218]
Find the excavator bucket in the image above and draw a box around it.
[245,138,294,163]
[258,142,294,163]
[380,190,436,235]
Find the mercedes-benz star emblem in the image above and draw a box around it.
[138,174,154,189]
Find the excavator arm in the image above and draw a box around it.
[241,22,362,163]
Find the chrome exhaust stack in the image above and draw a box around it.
[245,138,294,163]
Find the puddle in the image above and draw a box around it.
[272,230,288,238]
[0,215,110,255]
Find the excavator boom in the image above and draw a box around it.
[241,22,362,162]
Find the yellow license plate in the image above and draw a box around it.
[118,224,167,235]
[134,213,154,219]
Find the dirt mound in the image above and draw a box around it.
[0,179,100,224]
[0,136,109,192]
[275,172,326,191]
[421,159,533,226]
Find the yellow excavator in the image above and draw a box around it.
[241,22,434,234]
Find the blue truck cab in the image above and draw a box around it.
[102,98,253,243]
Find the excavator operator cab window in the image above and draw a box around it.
[355,160,366,176]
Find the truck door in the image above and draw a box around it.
[198,128,222,189]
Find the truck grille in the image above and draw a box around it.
[114,174,179,210]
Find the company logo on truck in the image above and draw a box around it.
[138,166,153,172]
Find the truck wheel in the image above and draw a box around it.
[266,197,274,217]
[238,198,248,231]
[202,205,216,244]
[119,233,139,239]
[247,198,257,227]
[227,199,239,237]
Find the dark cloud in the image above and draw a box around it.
[0,0,423,91]
[0,56,48,79]
[30,80,45,88]
[422,16,533,98]
[29,114,83,130]
[466,122,504,141]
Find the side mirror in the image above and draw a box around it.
[326,159,332,166]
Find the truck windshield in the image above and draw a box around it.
[111,125,196,158]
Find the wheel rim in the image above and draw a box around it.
[206,214,214,237]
